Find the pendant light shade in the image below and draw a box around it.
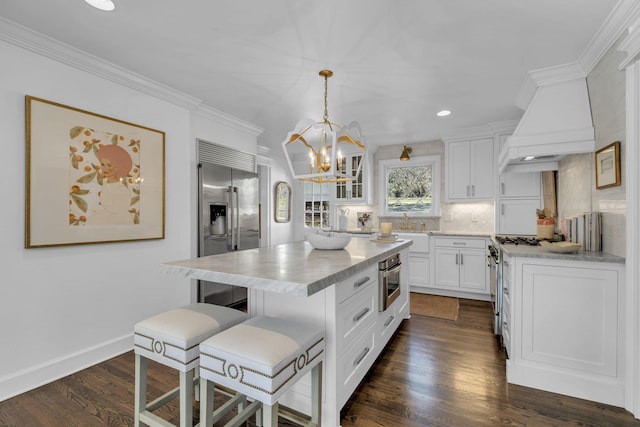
[282,70,366,183]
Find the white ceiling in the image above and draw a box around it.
[0,0,620,150]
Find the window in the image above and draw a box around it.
[303,181,331,228]
[379,155,441,217]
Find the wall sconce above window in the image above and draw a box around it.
[400,146,412,161]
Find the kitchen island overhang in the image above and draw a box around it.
[162,238,413,297]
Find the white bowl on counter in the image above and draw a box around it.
[306,230,352,250]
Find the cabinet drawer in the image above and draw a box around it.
[337,281,376,352]
[434,237,486,249]
[336,264,377,304]
[379,306,399,345]
[338,324,376,407]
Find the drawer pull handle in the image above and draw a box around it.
[453,242,466,245]
[354,277,370,288]
[354,347,370,366]
[384,315,395,327]
[353,307,370,322]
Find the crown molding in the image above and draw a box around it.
[488,120,519,135]
[616,3,640,69]
[581,0,640,73]
[515,63,586,110]
[441,125,494,143]
[515,0,640,110]
[0,16,263,136]
[191,104,263,137]
[0,17,203,109]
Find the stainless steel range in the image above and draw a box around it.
[490,235,545,343]
[487,242,500,335]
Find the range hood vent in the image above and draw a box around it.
[499,69,595,174]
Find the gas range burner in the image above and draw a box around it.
[494,235,541,246]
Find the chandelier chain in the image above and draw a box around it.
[323,73,329,123]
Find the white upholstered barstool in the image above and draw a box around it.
[199,315,325,427]
[134,303,247,427]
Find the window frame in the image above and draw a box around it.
[378,155,441,217]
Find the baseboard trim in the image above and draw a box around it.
[507,359,625,407]
[0,333,133,402]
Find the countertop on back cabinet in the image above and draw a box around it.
[500,244,625,263]
[162,238,412,297]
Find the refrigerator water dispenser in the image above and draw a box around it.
[209,203,227,235]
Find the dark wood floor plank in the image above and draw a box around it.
[1,299,639,426]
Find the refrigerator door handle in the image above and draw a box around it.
[228,186,239,251]
[233,186,240,251]
[227,186,234,251]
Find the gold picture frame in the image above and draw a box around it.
[274,181,291,223]
[594,141,621,190]
[25,96,165,248]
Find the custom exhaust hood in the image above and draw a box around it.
[498,65,595,174]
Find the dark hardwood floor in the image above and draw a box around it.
[1,299,639,426]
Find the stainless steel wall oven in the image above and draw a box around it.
[379,253,402,311]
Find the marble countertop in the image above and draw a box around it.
[162,238,412,297]
[500,244,625,264]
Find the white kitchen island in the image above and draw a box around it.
[162,238,413,427]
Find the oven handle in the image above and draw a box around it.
[381,262,402,277]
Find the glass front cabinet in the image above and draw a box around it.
[334,153,366,203]
[304,182,331,228]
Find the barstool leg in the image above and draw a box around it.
[262,402,279,427]
[134,354,147,427]
[199,378,215,427]
[179,369,194,427]
[311,362,323,426]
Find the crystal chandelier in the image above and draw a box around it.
[282,70,366,183]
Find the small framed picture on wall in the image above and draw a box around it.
[594,141,621,190]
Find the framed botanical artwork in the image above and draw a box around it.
[25,96,165,248]
[595,141,621,190]
[274,181,291,223]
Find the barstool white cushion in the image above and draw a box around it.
[134,303,247,427]
[199,315,324,406]
[134,303,247,372]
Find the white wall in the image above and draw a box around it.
[557,37,627,257]
[0,34,265,400]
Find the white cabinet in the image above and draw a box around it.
[433,237,488,294]
[397,233,430,290]
[505,256,625,407]
[446,138,494,200]
[334,152,372,204]
[498,172,541,198]
[498,199,542,235]
[495,133,544,235]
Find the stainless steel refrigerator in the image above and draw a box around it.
[198,161,259,309]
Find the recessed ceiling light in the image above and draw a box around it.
[84,0,115,11]
[437,110,451,117]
